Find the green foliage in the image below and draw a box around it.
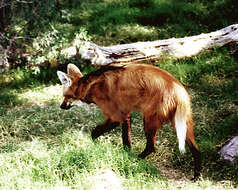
[1,0,238,69]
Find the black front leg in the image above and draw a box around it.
[122,116,132,149]
[92,119,120,139]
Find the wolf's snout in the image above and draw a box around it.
[60,102,73,110]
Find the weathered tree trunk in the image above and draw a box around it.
[79,24,238,66]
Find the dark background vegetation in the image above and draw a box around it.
[1,0,238,71]
[0,0,238,189]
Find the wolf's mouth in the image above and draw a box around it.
[60,102,73,110]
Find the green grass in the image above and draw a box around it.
[1,0,238,189]
[1,48,238,189]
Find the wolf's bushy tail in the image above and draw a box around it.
[174,103,190,153]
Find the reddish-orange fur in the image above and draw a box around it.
[57,64,201,179]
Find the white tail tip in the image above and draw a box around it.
[179,143,186,154]
[175,106,187,154]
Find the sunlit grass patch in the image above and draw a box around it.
[0,139,57,189]
[109,24,158,44]
[16,84,62,106]
[0,126,163,189]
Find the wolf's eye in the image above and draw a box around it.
[66,97,75,103]
[64,95,74,102]
[65,95,73,99]
[68,98,74,103]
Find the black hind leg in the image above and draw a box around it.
[186,126,201,180]
[139,115,161,159]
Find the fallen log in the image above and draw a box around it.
[78,24,238,66]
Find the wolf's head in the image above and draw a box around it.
[57,64,83,110]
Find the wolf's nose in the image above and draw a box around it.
[60,102,72,110]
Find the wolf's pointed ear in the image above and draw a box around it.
[67,64,83,78]
[57,71,72,88]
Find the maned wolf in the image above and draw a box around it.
[57,63,201,179]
